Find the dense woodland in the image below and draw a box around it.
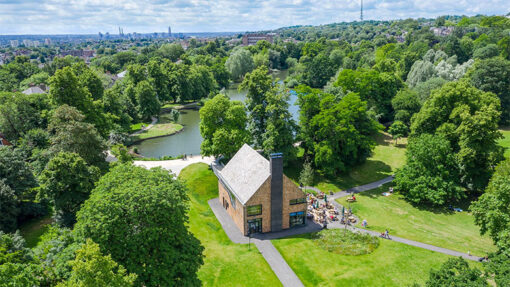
[1,14,510,286]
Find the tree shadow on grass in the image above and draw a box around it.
[286,158,393,192]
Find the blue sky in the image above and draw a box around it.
[0,0,508,35]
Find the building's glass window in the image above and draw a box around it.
[247,218,262,234]
[290,211,305,227]
[247,205,262,216]
[290,198,307,205]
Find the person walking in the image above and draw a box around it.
[385,229,390,239]
[362,219,367,228]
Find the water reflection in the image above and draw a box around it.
[135,70,298,158]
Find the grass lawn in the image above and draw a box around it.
[19,215,53,248]
[179,163,281,287]
[129,120,153,133]
[286,132,407,192]
[337,183,495,256]
[272,232,451,287]
[132,113,183,141]
[499,128,510,158]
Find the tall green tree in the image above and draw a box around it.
[469,58,510,124]
[302,53,336,88]
[0,146,37,197]
[72,62,104,100]
[225,48,254,82]
[57,239,137,287]
[411,81,503,191]
[335,68,403,121]
[0,92,50,142]
[470,158,510,244]
[395,134,462,206]
[388,121,408,145]
[0,181,18,232]
[49,67,93,113]
[424,257,488,287]
[199,94,250,159]
[135,80,160,121]
[49,67,111,136]
[391,89,421,126]
[157,43,185,62]
[39,152,99,227]
[48,105,107,169]
[262,88,296,162]
[75,164,204,287]
[297,86,380,176]
[240,66,274,147]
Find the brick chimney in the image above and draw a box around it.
[270,153,283,232]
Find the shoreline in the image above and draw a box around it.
[130,126,185,146]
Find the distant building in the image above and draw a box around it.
[214,144,307,235]
[23,39,33,47]
[0,133,12,146]
[431,26,454,37]
[60,49,95,60]
[10,40,19,48]
[168,26,172,37]
[33,41,40,47]
[44,38,52,45]
[242,33,274,46]
[22,85,47,95]
[116,70,128,79]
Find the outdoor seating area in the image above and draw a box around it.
[307,193,357,225]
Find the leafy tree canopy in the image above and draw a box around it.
[75,164,204,287]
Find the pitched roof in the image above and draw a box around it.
[217,144,270,205]
[22,86,45,95]
[117,70,128,78]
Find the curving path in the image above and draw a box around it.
[209,175,484,287]
[130,116,158,136]
[134,155,214,176]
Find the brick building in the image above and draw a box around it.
[215,144,307,235]
[242,33,274,46]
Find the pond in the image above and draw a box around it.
[135,70,298,158]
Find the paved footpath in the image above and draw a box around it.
[130,116,158,136]
[135,155,214,176]
[254,239,304,287]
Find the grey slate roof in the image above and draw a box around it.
[218,144,270,205]
[22,86,45,95]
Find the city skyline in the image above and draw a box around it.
[0,0,508,35]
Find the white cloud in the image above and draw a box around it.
[0,0,507,34]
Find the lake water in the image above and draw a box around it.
[135,70,298,158]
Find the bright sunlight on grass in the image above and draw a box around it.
[337,183,495,256]
[132,113,183,141]
[286,132,406,192]
[273,232,451,287]
[499,128,510,158]
[179,163,281,287]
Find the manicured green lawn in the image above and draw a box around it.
[499,128,510,158]
[129,120,152,133]
[179,163,281,287]
[19,215,53,248]
[273,232,451,287]
[337,184,495,257]
[132,113,183,141]
[286,132,406,191]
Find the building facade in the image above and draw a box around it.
[215,144,307,235]
[242,33,274,46]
